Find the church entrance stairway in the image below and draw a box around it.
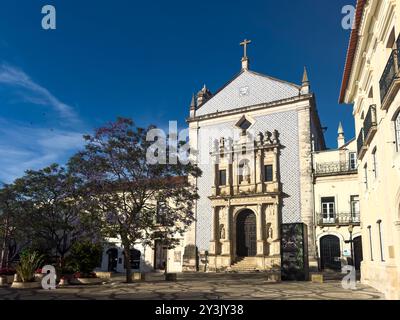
[229,257,259,272]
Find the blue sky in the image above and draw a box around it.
[0,0,354,183]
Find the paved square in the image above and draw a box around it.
[0,273,384,300]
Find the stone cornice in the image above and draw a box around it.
[187,94,313,123]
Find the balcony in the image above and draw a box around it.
[316,212,360,227]
[315,161,357,177]
[356,105,377,160]
[357,128,367,160]
[380,42,400,110]
[363,105,377,145]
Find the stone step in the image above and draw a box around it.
[230,257,259,271]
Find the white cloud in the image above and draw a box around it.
[0,63,79,123]
[0,63,88,183]
[0,119,85,183]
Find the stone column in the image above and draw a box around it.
[256,150,264,193]
[257,204,265,255]
[272,203,280,256]
[273,147,278,181]
[211,157,219,196]
[209,206,219,255]
[298,105,317,271]
[395,221,400,266]
[227,152,233,196]
[222,206,232,256]
[234,152,240,194]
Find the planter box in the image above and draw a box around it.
[6,275,15,284]
[69,277,103,285]
[0,275,15,285]
[95,271,113,279]
[34,273,44,282]
[165,273,177,282]
[266,272,281,282]
[11,281,42,289]
[143,273,165,281]
[131,272,143,281]
[0,276,8,286]
[310,273,324,283]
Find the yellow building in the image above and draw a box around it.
[313,124,362,272]
[339,0,400,299]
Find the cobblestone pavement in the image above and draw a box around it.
[0,273,384,300]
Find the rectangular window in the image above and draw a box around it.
[349,152,357,170]
[368,226,373,261]
[364,164,368,189]
[321,197,335,224]
[372,148,378,178]
[377,220,385,262]
[156,201,167,225]
[219,170,227,186]
[395,113,400,152]
[264,165,273,182]
[350,195,360,223]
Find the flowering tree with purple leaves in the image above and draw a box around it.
[68,118,201,283]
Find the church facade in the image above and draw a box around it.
[182,46,326,273]
[97,42,362,278]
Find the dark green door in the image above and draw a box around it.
[236,210,257,257]
[320,235,341,271]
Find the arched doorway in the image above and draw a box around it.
[353,236,363,271]
[320,235,341,271]
[106,248,118,272]
[236,210,257,257]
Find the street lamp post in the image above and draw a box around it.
[348,225,354,266]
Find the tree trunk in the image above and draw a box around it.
[123,241,132,283]
[0,213,10,268]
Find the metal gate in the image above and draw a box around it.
[320,235,341,271]
[353,236,363,271]
[236,210,257,257]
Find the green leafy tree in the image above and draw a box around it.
[0,184,33,268]
[68,241,103,276]
[12,164,102,267]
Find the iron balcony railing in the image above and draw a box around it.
[380,48,400,103]
[356,105,377,160]
[316,212,361,226]
[315,161,357,176]
[363,104,377,143]
[357,128,365,158]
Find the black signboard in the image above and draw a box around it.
[281,223,307,281]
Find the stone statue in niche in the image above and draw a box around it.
[268,227,273,239]
[266,223,273,240]
[219,224,225,240]
[242,162,251,183]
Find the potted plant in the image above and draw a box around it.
[11,251,43,289]
[34,268,44,282]
[0,267,17,285]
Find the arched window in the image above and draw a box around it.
[394,111,400,152]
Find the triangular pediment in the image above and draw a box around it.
[196,70,300,116]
